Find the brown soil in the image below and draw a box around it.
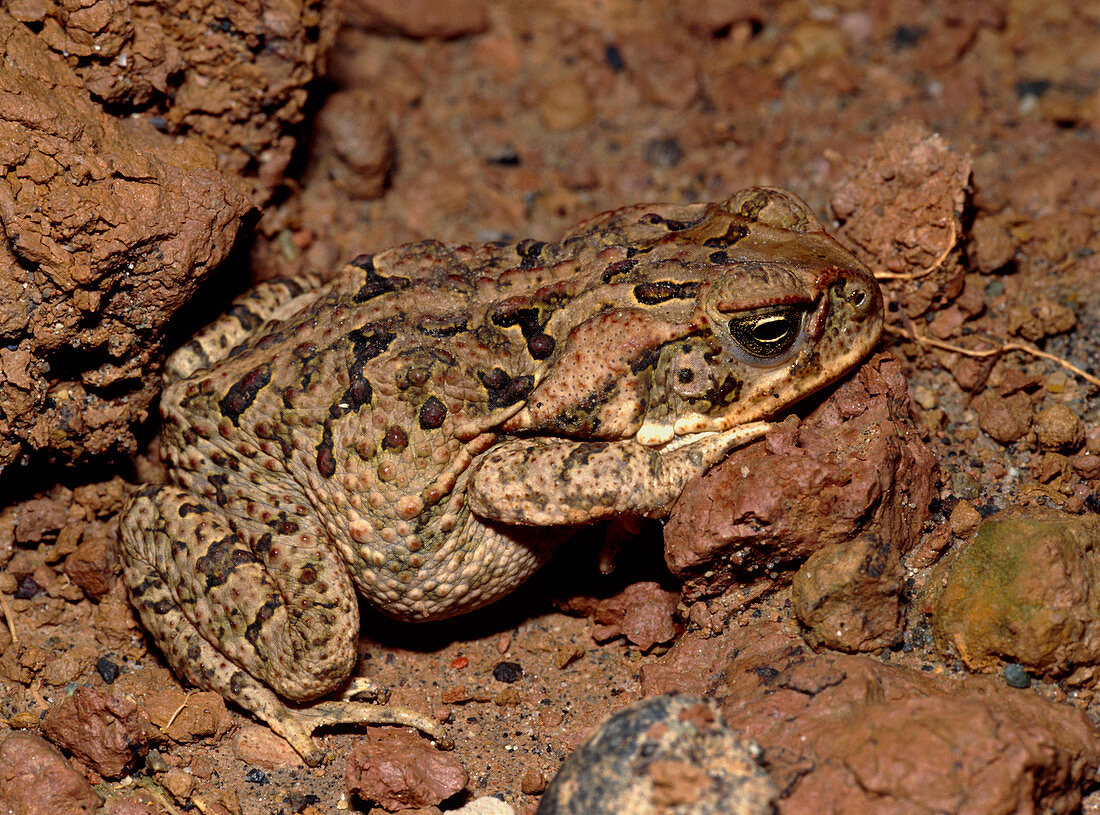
[1,1,1099,814]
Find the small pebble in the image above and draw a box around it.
[949,501,982,538]
[1004,663,1031,689]
[912,385,939,410]
[492,661,523,683]
[521,767,547,794]
[14,575,39,599]
[96,657,120,683]
[145,749,170,773]
[1034,404,1084,451]
[951,471,981,500]
[245,767,269,784]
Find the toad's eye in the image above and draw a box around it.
[727,307,803,361]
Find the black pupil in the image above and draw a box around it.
[752,316,791,343]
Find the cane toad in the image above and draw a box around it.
[120,188,882,763]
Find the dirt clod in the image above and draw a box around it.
[346,728,468,812]
[791,534,903,652]
[642,624,1100,815]
[0,731,101,814]
[40,685,154,778]
[972,389,1033,444]
[666,353,938,614]
[559,581,679,651]
[1034,404,1085,451]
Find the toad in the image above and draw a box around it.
[120,187,882,763]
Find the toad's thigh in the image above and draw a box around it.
[119,485,359,701]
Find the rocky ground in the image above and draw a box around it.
[1,0,1099,813]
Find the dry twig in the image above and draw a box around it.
[0,591,17,643]
[162,690,197,734]
[873,221,958,281]
[886,325,1100,387]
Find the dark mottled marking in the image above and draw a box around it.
[491,303,543,340]
[479,367,510,390]
[419,396,447,429]
[352,256,411,303]
[348,325,397,363]
[299,565,317,585]
[383,426,408,452]
[187,641,202,662]
[516,239,547,270]
[601,258,638,284]
[208,473,230,507]
[132,576,159,597]
[326,325,394,417]
[244,597,281,644]
[632,280,699,305]
[482,372,534,409]
[628,346,661,375]
[331,374,372,420]
[254,329,286,351]
[177,503,204,517]
[709,250,730,264]
[527,333,556,360]
[151,599,172,615]
[255,532,273,556]
[701,373,742,407]
[316,424,336,478]
[562,442,603,470]
[219,364,272,425]
[350,254,375,271]
[196,534,259,590]
[641,211,708,231]
[227,303,264,331]
[724,222,750,243]
[276,519,299,535]
[179,339,211,370]
[229,670,248,694]
[279,277,305,297]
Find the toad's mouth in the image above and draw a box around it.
[646,419,773,456]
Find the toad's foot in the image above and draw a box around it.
[266,697,452,765]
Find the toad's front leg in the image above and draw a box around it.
[466,422,770,526]
[120,486,446,765]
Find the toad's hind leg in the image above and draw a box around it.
[120,485,445,765]
[165,274,326,383]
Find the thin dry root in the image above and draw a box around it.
[0,591,17,643]
[887,325,1100,388]
[874,221,958,281]
[161,690,197,735]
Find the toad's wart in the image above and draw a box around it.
[120,187,882,763]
